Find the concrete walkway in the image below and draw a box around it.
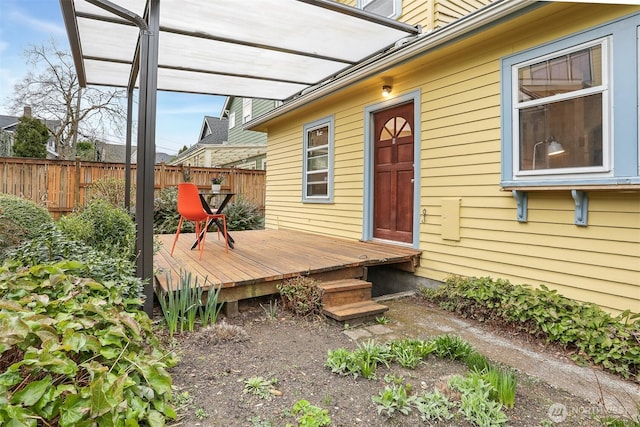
[342,293,639,419]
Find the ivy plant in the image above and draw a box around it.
[0,262,176,426]
[421,276,640,381]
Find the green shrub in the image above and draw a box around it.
[420,276,640,381]
[59,199,136,261]
[0,194,53,262]
[153,186,194,234]
[277,276,324,318]
[0,193,53,239]
[224,196,264,231]
[0,262,176,426]
[86,176,130,209]
[153,188,264,234]
[6,227,143,302]
[0,216,29,262]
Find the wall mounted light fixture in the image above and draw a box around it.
[382,85,392,97]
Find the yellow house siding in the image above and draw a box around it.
[435,0,494,27]
[412,4,640,313]
[263,3,640,313]
[335,0,494,30]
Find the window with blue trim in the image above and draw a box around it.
[501,13,639,187]
[303,116,334,203]
[357,0,401,20]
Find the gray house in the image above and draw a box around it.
[170,98,277,169]
[168,116,229,167]
[0,107,59,158]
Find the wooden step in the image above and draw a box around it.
[318,279,372,308]
[322,300,389,323]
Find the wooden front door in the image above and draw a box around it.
[373,103,414,243]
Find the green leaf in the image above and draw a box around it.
[138,363,172,395]
[31,351,78,376]
[100,346,122,359]
[11,375,51,406]
[0,314,30,346]
[147,409,165,427]
[90,375,113,417]
[3,418,36,427]
[60,394,90,427]
[63,331,101,353]
[0,367,22,389]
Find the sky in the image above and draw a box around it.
[0,0,225,155]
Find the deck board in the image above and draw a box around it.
[155,229,422,301]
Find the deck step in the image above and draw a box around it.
[322,300,389,322]
[318,279,372,307]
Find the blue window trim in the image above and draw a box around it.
[357,0,402,20]
[302,115,334,203]
[500,12,639,188]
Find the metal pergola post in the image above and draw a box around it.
[125,90,133,211]
[83,0,159,315]
[135,0,160,315]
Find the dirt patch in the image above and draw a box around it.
[161,297,630,426]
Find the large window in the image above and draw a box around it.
[303,116,334,202]
[515,41,607,174]
[357,0,401,20]
[501,14,639,187]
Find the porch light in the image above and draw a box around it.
[382,85,392,97]
[532,138,565,170]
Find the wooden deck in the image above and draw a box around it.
[154,229,421,306]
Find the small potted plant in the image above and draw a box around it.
[211,176,224,193]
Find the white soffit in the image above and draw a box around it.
[61,0,419,100]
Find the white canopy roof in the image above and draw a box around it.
[61,0,419,100]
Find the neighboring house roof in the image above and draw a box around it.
[169,116,229,164]
[0,115,19,131]
[129,148,173,164]
[248,0,536,130]
[199,116,228,143]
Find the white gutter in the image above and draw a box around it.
[245,0,538,130]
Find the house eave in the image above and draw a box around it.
[245,0,538,131]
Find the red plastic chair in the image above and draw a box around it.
[170,183,229,259]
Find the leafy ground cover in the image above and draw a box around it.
[0,262,175,426]
[420,276,640,383]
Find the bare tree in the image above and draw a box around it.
[8,40,126,160]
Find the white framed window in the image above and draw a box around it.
[513,39,609,177]
[229,111,236,129]
[500,13,639,187]
[303,116,334,202]
[242,98,252,123]
[357,0,401,20]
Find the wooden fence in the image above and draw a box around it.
[0,157,266,219]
